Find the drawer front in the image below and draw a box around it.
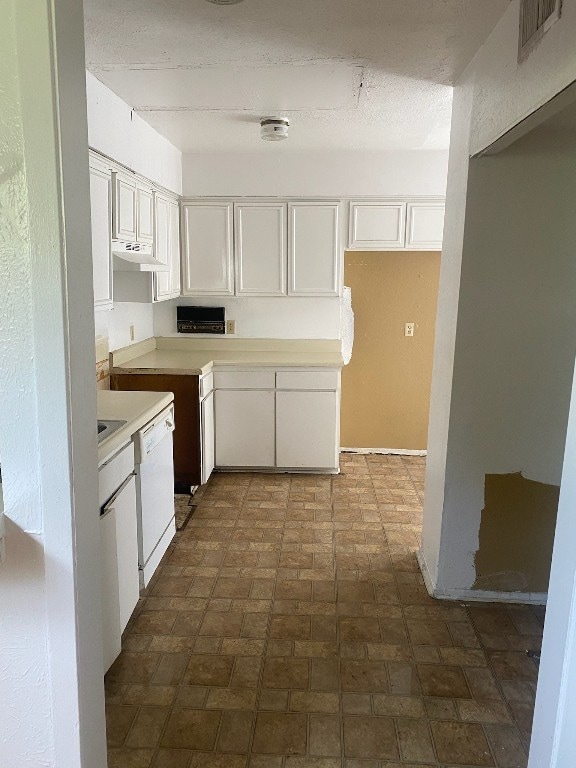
[276,370,339,391]
[214,370,276,390]
[199,371,214,398]
[98,442,135,507]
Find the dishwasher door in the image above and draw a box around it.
[136,407,176,587]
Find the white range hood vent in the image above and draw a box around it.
[112,241,169,272]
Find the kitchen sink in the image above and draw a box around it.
[97,419,127,442]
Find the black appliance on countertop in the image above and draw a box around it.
[177,306,226,334]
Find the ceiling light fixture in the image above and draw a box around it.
[260,117,290,141]
[205,0,245,5]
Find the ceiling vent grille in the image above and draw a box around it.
[519,0,562,60]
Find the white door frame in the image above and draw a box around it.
[0,1,107,765]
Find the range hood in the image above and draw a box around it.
[112,241,169,272]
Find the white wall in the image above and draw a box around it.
[95,303,154,351]
[420,1,576,764]
[86,71,182,195]
[182,150,448,198]
[154,296,342,339]
[0,1,106,765]
[86,73,183,351]
[423,0,576,598]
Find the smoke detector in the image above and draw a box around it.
[205,0,245,5]
[260,117,290,142]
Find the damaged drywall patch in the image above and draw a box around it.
[473,472,559,593]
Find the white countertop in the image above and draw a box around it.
[111,337,344,376]
[97,390,174,463]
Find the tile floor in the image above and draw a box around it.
[105,453,543,768]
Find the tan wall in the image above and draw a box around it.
[341,251,440,450]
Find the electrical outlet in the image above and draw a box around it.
[226,320,236,334]
[405,323,415,337]
[129,324,135,342]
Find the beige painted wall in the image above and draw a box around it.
[341,251,440,450]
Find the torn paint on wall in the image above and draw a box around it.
[473,472,559,593]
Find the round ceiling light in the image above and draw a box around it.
[260,117,290,141]
[205,0,245,4]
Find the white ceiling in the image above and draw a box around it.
[84,0,510,153]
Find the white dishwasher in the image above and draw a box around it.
[135,404,176,587]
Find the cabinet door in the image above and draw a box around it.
[182,203,234,296]
[112,172,137,241]
[112,475,139,632]
[235,203,287,296]
[288,202,341,296]
[136,185,154,244]
[348,202,406,249]
[89,164,113,308]
[201,391,215,485]
[169,200,181,297]
[100,505,121,672]
[276,390,339,470]
[215,389,275,467]
[406,202,445,250]
[153,194,172,301]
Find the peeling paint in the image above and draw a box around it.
[473,473,559,593]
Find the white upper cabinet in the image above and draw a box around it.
[112,172,137,241]
[288,202,341,297]
[136,185,154,244]
[89,160,113,309]
[181,202,234,296]
[406,202,445,250]
[154,194,181,302]
[153,193,172,301]
[169,200,181,297]
[348,202,406,249]
[235,203,287,296]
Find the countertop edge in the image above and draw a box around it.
[97,391,174,464]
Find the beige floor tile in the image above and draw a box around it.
[107,748,155,768]
[161,708,221,750]
[290,691,340,714]
[340,660,389,693]
[125,706,169,749]
[270,614,312,640]
[199,611,244,637]
[396,717,436,762]
[309,714,341,756]
[343,716,399,759]
[151,748,192,768]
[106,461,541,768]
[106,705,138,747]
[431,720,495,766]
[417,664,472,698]
[217,710,255,753]
[262,657,310,689]
[182,654,234,686]
[252,712,308,755]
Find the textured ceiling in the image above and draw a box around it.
[84,0,510,153]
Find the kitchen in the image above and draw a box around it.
[3,1,522,766]
[91,60,448,677]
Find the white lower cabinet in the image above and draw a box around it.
[215,389,276,467]
[213,367,341,472]
[99,473,139,672]
[201,390,215,484]
[276,390,339,469]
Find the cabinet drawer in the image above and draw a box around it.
[276,370,339,390]
[214,370,276,390]
[98,442,135,507]
[199,372,214,398]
